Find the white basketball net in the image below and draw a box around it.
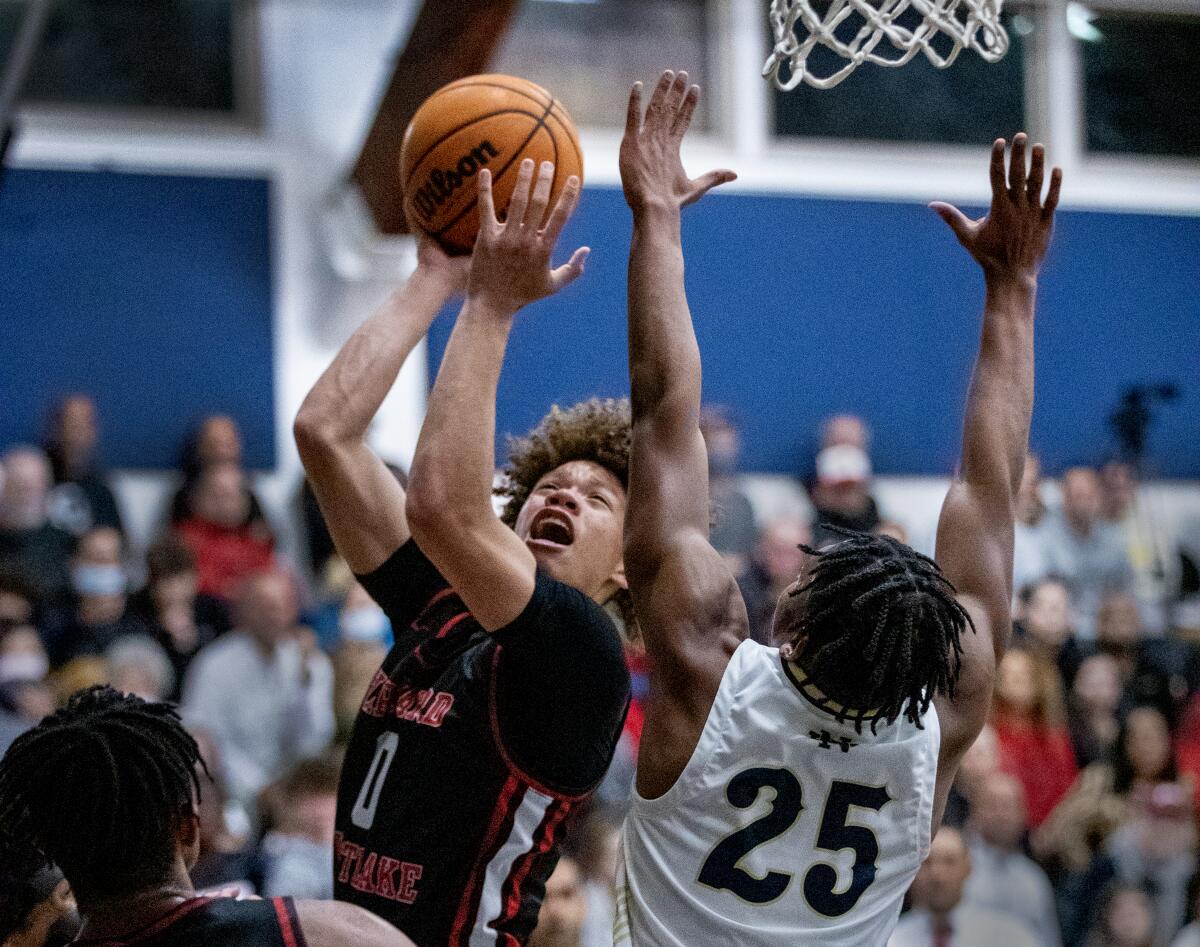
[764,0,1009,91]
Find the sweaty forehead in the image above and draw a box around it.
[537,460,625,496]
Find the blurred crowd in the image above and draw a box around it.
[2,394,1200,947]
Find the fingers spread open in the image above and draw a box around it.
[1027,143,1045,205]
[1043,167,1063,221]
[988,138,1007,205]
[541,175,581,246]
[477,168,496,228]
[672,84,701,138]
[1009,133,1028,200]
[625,82,644,137]
[507,159,535,229]
[527,161,554,229]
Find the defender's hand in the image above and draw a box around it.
[467,159,587,314]
[414,235,471,296]
[930,134,1062,284]
[620,70,736,215]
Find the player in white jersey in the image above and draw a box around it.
[615,70,1062,946]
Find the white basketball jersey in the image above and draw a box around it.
[615,639,939,947]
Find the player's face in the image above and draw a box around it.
[770,550,818,646]
[514,461,627,603]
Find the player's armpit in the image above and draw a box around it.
[931,595,996,827]
[630,530,745,798]
[292,899,416,947]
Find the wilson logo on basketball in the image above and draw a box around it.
[410,140,500,222]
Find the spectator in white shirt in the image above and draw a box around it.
[964,772,1062,947]
[889,828,1038,947]
[182,569,333,810]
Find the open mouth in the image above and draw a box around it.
[528,510,575,548]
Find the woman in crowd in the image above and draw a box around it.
[1037,705,1183,876]
[993,646,1079,827]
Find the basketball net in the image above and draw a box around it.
[764,0,1009,90]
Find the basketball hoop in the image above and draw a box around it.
[764,0,1009,91]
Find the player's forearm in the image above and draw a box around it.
[959,275,1036,503]
[295,270,453,449]
[628,207,703,427]
[408,296,514,520]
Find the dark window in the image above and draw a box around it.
[1081,11,1200,158]
[0,0,240,113]
[493,0,711,130]
[773,11,1027,145]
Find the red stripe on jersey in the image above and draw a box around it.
[273,898,300,947]
[436,611,471,639]
[495,798,574,933]
[449,774,525,945]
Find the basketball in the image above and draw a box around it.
[400,74,584,255]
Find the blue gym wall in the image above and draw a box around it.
[1,170,1196,477]
[0,168,275,469]
[428,185,1200,478]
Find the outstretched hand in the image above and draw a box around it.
[620,70,736,214]
[931,134,1062,284]
[466,159,588,313]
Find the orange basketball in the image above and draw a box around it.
[400,74,584,255]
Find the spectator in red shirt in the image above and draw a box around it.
[175,461,275,601]
[993,646,1079,827]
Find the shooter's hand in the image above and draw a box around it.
[414,234,471,297]
[620,70,736,215]
[466,158,588,314]
[930,134,1062,285]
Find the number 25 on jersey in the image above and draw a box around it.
[698,767,891,917]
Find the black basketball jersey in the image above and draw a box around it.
[335,540,630,947]
[73,896,305,946]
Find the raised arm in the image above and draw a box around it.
[931,135,1062,764]
[293,242,467,574]
[404,160,587,630]
[620,72,743,796]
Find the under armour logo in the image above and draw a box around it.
[809,729,856,753]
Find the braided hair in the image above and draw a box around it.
[0,686,205,904]
[781,525,973,732]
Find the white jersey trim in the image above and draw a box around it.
[469,787,554,946]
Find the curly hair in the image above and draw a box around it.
[496,398,634,634]
[497,399,632,525]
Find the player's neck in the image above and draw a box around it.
[75,867,196,941]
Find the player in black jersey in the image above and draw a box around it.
[0,686,411,947]
[295,161,631,945]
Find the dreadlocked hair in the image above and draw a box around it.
[0,685,206,905]
[782,525,973,733]
[497,398,636,636]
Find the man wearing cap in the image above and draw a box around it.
[810,442,880,547]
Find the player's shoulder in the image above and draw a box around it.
[514,570,620,640]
